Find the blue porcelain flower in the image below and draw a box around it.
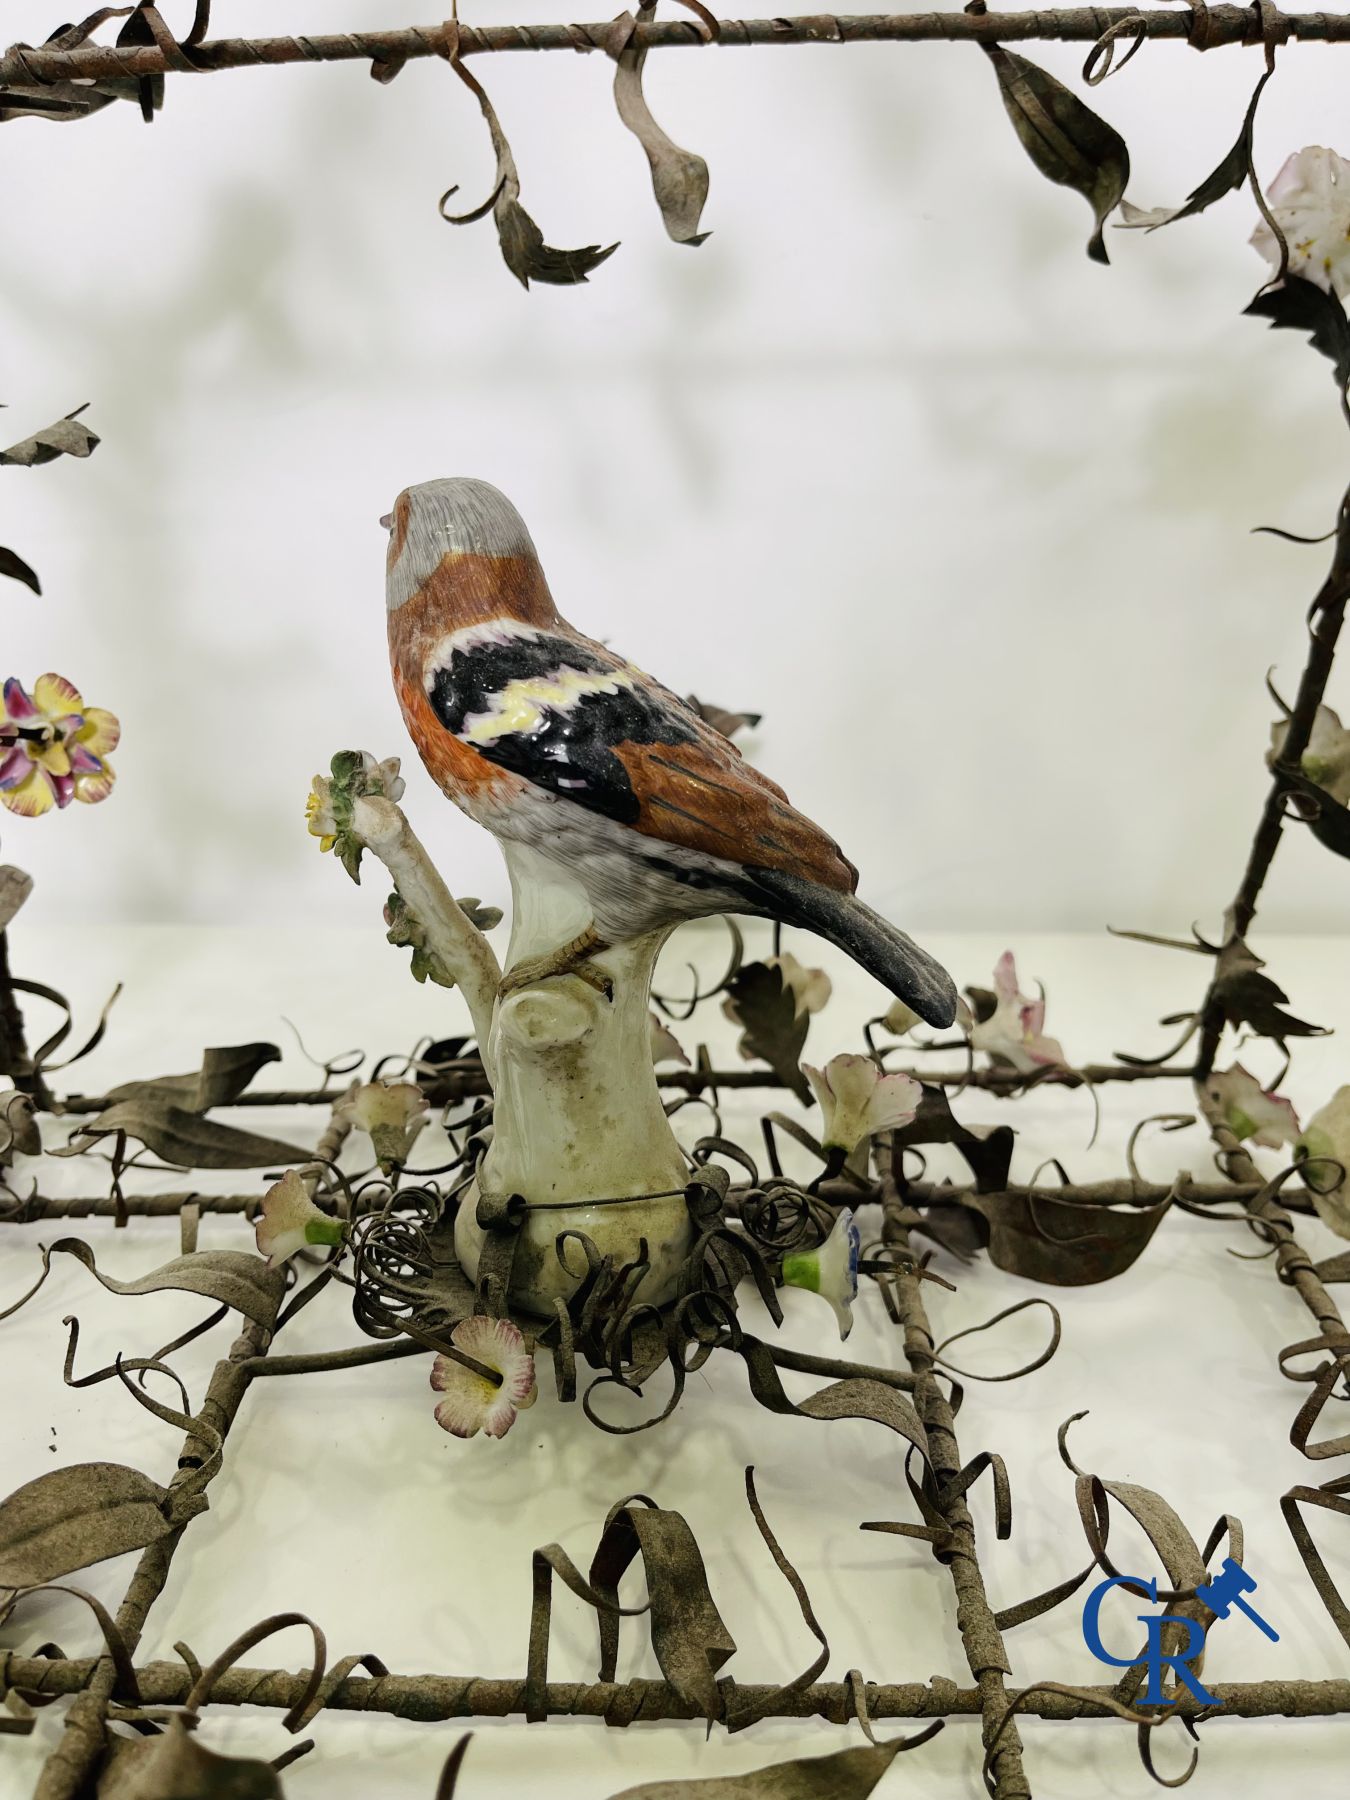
[781,1207,861,1340]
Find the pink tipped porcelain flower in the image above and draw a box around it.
[1204,1064,1300,1149]
[430,1316,538,1439]
[782,1208,862,1339]
[1251,147,1350,298]
[649,1013,689,1067]
[0,675,118,817]
[254,1170,344,1267]
[336,1080,429,1173]
[803,1054,921,1154]
[969,952,1065,1073]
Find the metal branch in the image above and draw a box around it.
[881,1182,1030,1799]
[1193,484,1350,1080]
[30,1101,354,1800]
[1,7,1347,87]
[6,1656,1350,1724]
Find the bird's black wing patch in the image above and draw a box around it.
[427,634,698,825]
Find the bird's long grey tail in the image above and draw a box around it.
[745,868,957,1029]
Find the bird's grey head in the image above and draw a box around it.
[384,478,539,614]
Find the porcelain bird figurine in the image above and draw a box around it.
[384,477,956,1027]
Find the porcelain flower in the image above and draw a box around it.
[1296,1086,1350,1238]
[254,1170,344,1266]
[781,1208,862,1339]
[649,1013,689,1067]
[1251,147,1350,298]
[768,952,832,1018]
[0,675,118,817]
[969,951,1065,1072]
[1269,703,1350,806]
[306,751,405,854]
[337,1079,429,1172]
[430,1316,537,1439]
[803,1054,921,1154]
[1204,1064,1300,1149]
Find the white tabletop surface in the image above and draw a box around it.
[2,922,1349,1800]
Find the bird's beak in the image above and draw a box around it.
[379,512,393,529]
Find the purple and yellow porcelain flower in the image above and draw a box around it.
[0,675,118,817]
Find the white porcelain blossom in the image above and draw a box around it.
[648,1013,690,1067]
[430,1316,538,1439]
[337,1080,429,1172]
[1251,146,1350,298]
[1204,1064,1300,1150]
[254,1170,344,1267]
[782,1208,862,1339]
[803,1054,921,1154]
[1269,703,1350,806]
[969,952,1065,1072]
[768,952,833,1018]
[1296,1086,1350,1239]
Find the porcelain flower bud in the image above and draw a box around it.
[649,1013,689,1067]
[254,1170,344,1267]
[969,951,1065,1072]
[338,1079,429,1172]
[0,675,118,817]
[430,1316,538,1439]
[803,1054,921,1154]
[782,1208,862,1339]
[1269,703,1350,807]
[1251,147,1350,298]
[881,998,921,1037]
[1204,1064,1300,1149]
[1296,1086,1350,1238]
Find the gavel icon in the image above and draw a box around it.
[1196,1558,1279,1642]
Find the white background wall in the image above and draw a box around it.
[4,1,1349,937]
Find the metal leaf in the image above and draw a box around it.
[0,547,41,593]
[608,1741,912,1798]
[722,962,811,1103]
[984,45,1129,264]
[0,406,99,467]
[612,7,711,246]
[58,1100,310,1170]
[0,1463,203,1587]
[42,1238,286,1328]
[1118,61,1273,231]
[1245,275,1350,399]
[967,1187,1170,1285]
[103,1042,281,1112]
[444,30,617,289]
[98,1720,283,1800]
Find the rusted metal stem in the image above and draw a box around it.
[1,7,1346,87]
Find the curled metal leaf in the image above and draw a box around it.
[442,27,618,288]
[611,6,711,247]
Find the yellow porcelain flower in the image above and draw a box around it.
[0,675,118,817]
